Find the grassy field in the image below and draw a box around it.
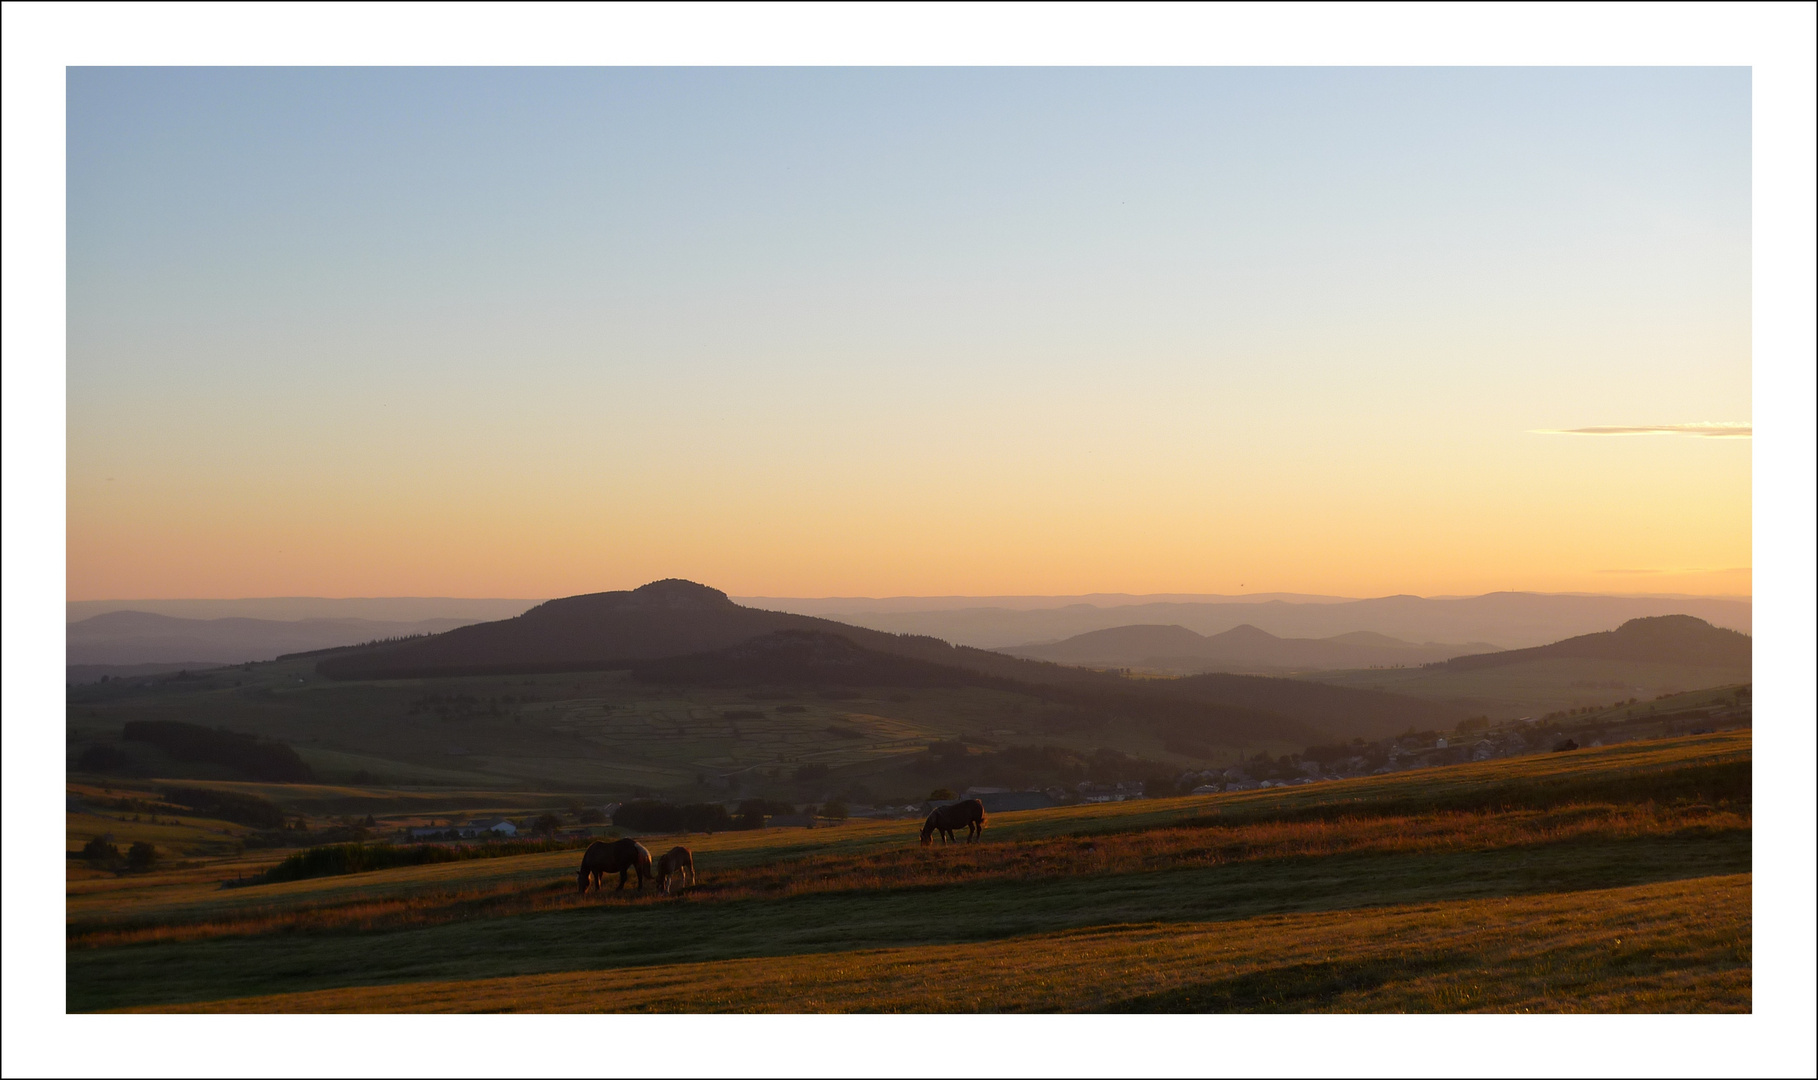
[67,732,1749,1012]
[136,875,1750,1013]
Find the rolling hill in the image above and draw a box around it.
[1297,616,1751,719]
[1436,616,1750,672]
[1001,623,1499,672]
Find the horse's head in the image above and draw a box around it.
[920,816,936,846]
[576,868,589,894]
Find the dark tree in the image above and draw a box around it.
[126,841,158,872]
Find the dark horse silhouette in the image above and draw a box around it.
[577,838,652,894]
[920,798,986,845]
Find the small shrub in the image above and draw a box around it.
[160,786,285,829]
[126,841,158,872]
[819,799,849,821]
[80,836,120,863]
[794,763,830,782]
[121,720,313,782]
[929,787,956,801]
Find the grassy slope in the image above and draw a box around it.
[137,874,1750,1013]
[68,733,1749,1012]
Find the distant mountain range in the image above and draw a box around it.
[66,610,482,666]
[67,597,539,623]
[762,592,1751,650]
[999,623,1502,673]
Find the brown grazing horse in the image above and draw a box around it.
[920,799,986,845]
[577,838,652,894]
[655,845,696,894]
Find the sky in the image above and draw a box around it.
[66,67,1751,601]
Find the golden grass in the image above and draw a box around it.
[65,733,1750,940]
[69,800,1743,948]
[132,873,1750,1013]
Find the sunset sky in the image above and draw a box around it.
[66,66,1751,601]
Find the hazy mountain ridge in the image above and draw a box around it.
[811,592,1752,650]
[66,610,483,666]
[67,597,541,624]
[1000,623,1501,672]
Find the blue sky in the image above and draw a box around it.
[65,67,1751,599]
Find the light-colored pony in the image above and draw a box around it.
[656,845,696,894]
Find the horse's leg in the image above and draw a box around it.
[618,867,628,891]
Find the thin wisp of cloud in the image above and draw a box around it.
[1532,422,1751,438]
[1595,566,1752,575]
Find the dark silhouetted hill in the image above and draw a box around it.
[316,580,822,678]
[1438,616,1751,672]
[634,630,1002,689]
[316,579,1474,745]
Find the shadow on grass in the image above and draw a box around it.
[68,828,1749,1013]
[1109,955,1443,1012]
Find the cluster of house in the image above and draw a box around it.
[1177,769,1324,794]
[403,817,522,841]
[1168,720,1655,792]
